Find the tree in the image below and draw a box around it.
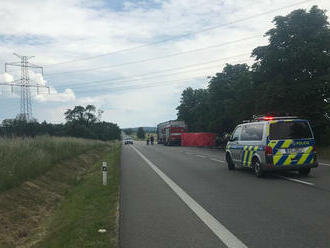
[64,105,98,127]
[252,6,330,136]
[175,5,330,144]
[177,63,255,135]
[0,104,121,141]
[207,63,255,134]
[124,128,133,135]
[177,87,210,132]
[137,127,145,139]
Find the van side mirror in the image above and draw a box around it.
[229,137,238,142]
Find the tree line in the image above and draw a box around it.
[176,6,330,144]
[123,127,147,139]
[0,105,121,141]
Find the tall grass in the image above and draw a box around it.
[0,136,108,191]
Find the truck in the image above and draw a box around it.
[157,120,187,145]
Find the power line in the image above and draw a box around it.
[43,0,315,67]
[52,58,254,94]
[51,77,201,95]
[54,57,254,91]
[50,53,251,88]
[44,35,261,77]
[54,66,218,90]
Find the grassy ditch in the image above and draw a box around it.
[32,142,121,248]
[0,136,107,191]
[0,140,120,248]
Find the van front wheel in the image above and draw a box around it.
[227,155,235,170]
[253,159,264,177]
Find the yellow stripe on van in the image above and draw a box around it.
[268,141,277,149]
[283,154,297,165]
[297,146,313,165]
[247,151,253,166]
[273,154,282,165]
[298,153,309,165]
[243,151,249,165]
[282,140,293,148]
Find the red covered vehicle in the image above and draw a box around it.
[181,133,216,147]
[157,120,187,145]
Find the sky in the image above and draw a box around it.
[0,0,329,128]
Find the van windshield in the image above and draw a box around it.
[269,121,312,140]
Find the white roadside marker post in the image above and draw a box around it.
[102,162,107,185]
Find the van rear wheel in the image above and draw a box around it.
[298,168,311,176]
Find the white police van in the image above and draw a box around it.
[225,116,318,177]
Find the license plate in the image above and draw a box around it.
[286,148,303,154]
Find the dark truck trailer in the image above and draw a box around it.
[157,120,186,145]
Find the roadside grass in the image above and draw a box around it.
[32,142,121,248]
[0,136,107,191]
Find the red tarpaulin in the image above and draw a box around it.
[181,133,216,147]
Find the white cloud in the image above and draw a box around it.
[0,70,75,102]
[29,71,46,85]
[35,88,75,102]
[0,72,14,82]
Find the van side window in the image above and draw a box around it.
[231,126,242,141]
[241,124,264,141]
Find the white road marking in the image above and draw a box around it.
[210,158,225,163]
[319,162,330,167]
[196,155,206,158]
[131,145,248,248]
[279,176,314,186]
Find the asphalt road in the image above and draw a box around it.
[120,141,330,248]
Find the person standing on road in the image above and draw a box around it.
[146,135,150,145]
[150,135,154,145]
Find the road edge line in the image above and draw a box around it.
[131,145,248,248]
[210,158,225,163]
[278,176,314,186]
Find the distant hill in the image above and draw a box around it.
[122,127,156,133]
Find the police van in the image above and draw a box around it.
[225,116,318,177]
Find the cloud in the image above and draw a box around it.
[0,72,14,82]
[0,72,16,97]
[0,70,75,102]
[29,71,46,85]
[35,88,75,102]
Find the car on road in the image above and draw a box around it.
[225,116,318,177]
[124,138,134,145]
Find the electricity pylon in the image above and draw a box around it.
[1,53,50,120]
